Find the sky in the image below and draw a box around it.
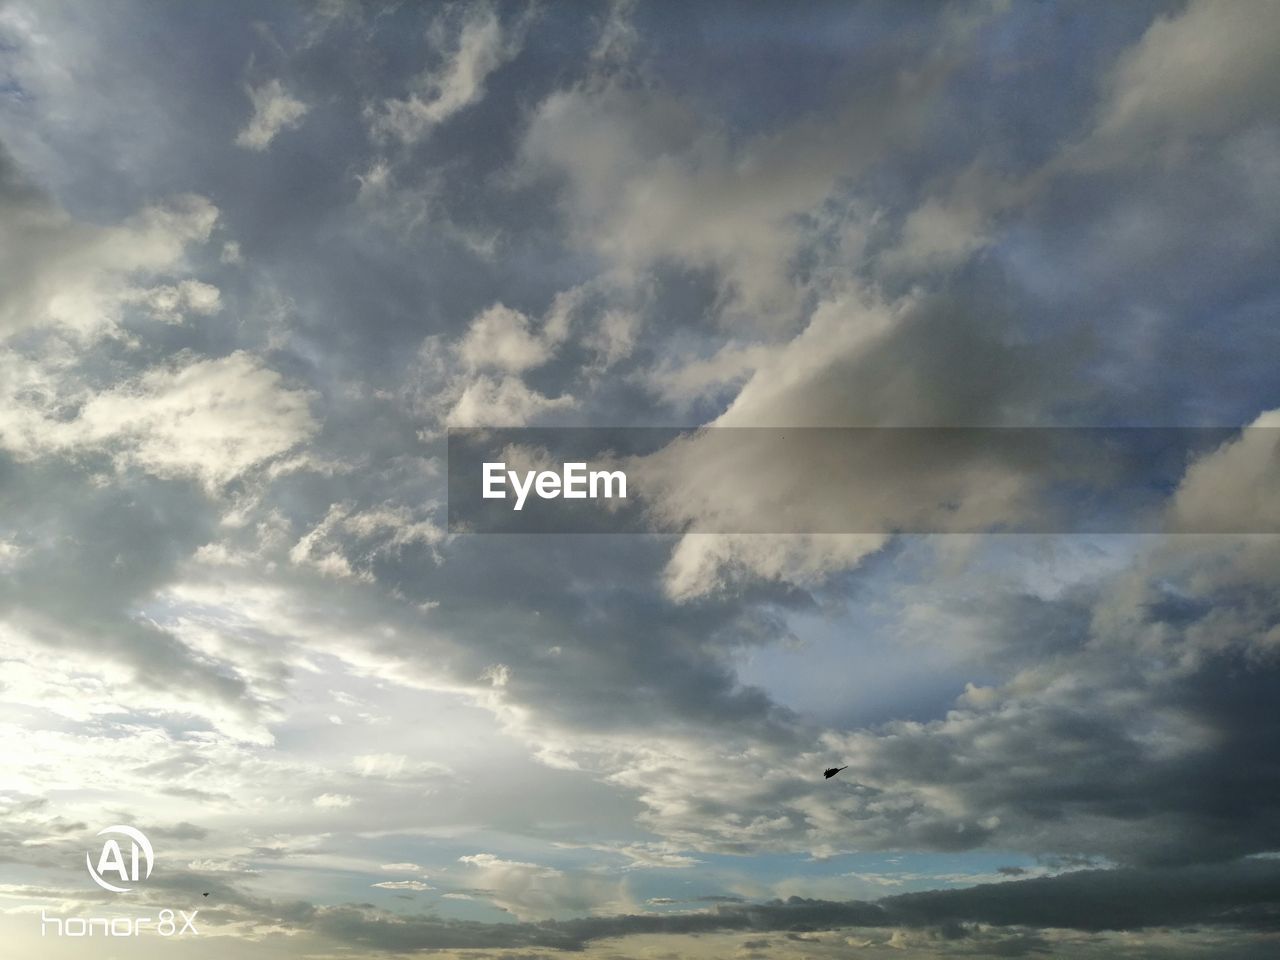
[1,1,1280,958]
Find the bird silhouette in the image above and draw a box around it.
[823,766,847,779]
[202,892,209,897]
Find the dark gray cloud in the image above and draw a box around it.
[156,857,1280,952]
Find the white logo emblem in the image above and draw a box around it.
[86,826,154,893]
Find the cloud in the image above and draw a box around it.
[519,82,936,328]
[405,294,591,430]
[458,853,635,921]
[235,78,309,151]
[187,857,257,874]
[445,374,574,428]
[880,193,991,275]
[0,350,318,489]
[354,753,452,780]
[288,502,444,581]
[367,5,522,145]
[0,625,273,745]
[1171,410,1280,533]
[458,302,566,373]
[1083,0,1280,163]
[662,534,888,602]
[565,840,702,870]
[115,857,1280,953]
[351,857,1280,946]
[372,879,431,890]
[313,793,354,808]
[631,289,1061,597]
[123,278,221,322]
[0,147,218,337]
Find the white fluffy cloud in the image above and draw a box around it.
[518,55,953,330]
[1085,0,1280,162]
[409,298,582,429]
[457,302,566,373]
[1171,409,1280,534]
[235,78,309,151]
[0,175,219,337]
[0,350,318,489]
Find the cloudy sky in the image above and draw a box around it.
[2,1,1280,957]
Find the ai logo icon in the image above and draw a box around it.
[86,825,154,893]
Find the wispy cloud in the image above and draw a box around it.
[235,78,308,151]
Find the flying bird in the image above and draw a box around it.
[824,766,848,779]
